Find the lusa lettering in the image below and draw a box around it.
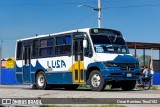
[47,60,66,68]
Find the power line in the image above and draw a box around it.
[59,12,96,31]
[102,0,160,9]
[1,1,160,8]
[0,2,97,7]
[1,0,160,7]
[103,3,160,9]
[104,0,160,4]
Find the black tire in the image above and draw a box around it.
[121,80,136,91]
[36,71,51,90]
[32,84,37,89]
[64,84,79,90]
[88,70,106,91]
[143,80,151,90]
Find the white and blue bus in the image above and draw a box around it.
[15,28,141,91]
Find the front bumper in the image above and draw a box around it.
[101,67,141,81]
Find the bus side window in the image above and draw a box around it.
[84,39,92,57]
[55,35,71,56]
[39,38,54,57]
[32,40,39,58]
[16,42,22,60]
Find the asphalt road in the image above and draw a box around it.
[0,85,160,107]
[0,85,160,98]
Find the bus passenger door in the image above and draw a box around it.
[23,45,31,83]
[73,33,85,83]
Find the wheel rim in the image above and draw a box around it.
[38,74,45,87]
[91,74,101,87]
[143,82,150,90]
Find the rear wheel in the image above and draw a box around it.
[121,80,136,91]
[88,70,106,91]
[36,71,51,90]
[143,80,151,90]
[64,84,79,90]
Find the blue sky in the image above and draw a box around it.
[0,0,160,58]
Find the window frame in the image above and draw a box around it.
[39,37,54,58]
[32,39,40,58]
[55,34,72,56]
[31,36,55,59]
[16,41,23,60]
[21,34,72,59]
[84,34,93,58]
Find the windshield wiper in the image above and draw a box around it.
[113,35,118,43]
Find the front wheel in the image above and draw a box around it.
[88,70,106,91]
[121,80,136,91]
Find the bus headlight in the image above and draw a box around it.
[135,63,139,68]
[104,62,118,67]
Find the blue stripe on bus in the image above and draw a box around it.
[45,72,73,84]
[16,60,87,84]
[31,60,46,73]
[16,74,23,83]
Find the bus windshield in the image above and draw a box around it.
[91,34,129,54]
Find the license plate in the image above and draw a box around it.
[127,73,132,77]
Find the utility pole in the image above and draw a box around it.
[98,0,101,28]
[78,0,102,28]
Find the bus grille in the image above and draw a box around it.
[117,63,136,71]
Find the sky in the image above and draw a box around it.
[0,0,160,58]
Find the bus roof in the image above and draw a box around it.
[16,28,121,42]
[17,28,91,41]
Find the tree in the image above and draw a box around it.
[137,55,151,67]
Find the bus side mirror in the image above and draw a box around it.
[83,40,87,48]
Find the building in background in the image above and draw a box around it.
[1,58,7,68]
